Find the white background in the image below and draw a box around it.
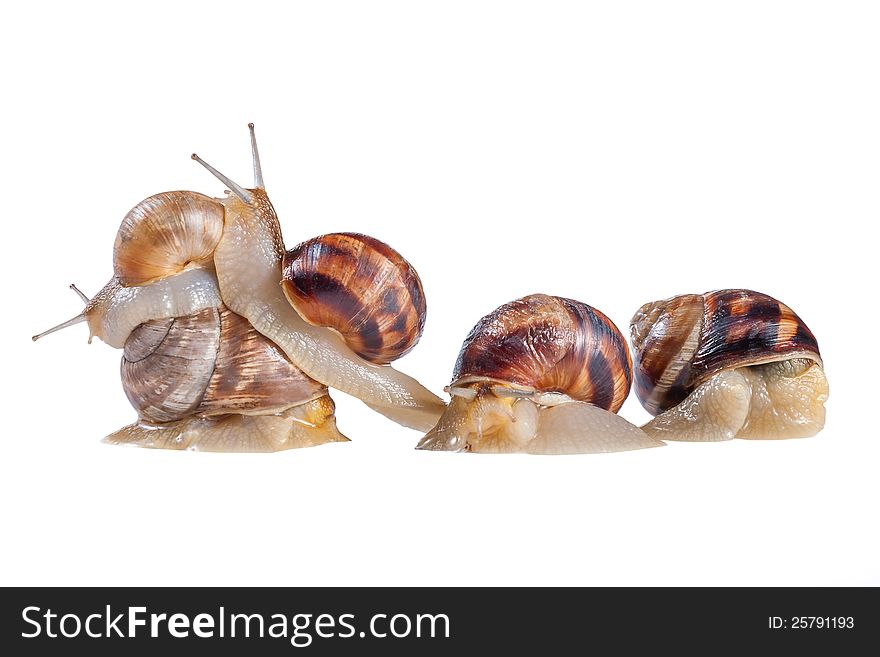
[2,1,877,586]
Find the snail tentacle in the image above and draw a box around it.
[32,312,86,342]
[191,153,253,204]
[69,283,90,303]
[248,122,264,189]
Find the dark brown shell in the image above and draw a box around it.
[121,305,326,424]
[113,191,225,286]
[630,289,822,415]
[452,294,633,412]
[281,232,426,364]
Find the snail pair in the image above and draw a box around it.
[33,126,829,454]
[419,290,828,454]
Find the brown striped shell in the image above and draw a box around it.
[121,304,326,424]
[630,289,822,416]
[281,232,426,364]
[452,294,633,412]
[113,191,225,286]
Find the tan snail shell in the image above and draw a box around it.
[112,304,345,451]
[33,124,444,449]
[417,294,663,454]
[113,191,225,286]
[630,289,828,441]
[282,233,426,364]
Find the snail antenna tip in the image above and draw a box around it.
[69,283,90,303]
[32,313,87,342]
[191,153,253,203]
[248,123,264,189]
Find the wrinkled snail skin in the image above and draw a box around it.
[104,396,345,453]
[630,289,829,441]
[83,267,223,348]
[417,294,664,454]
[212,191,445,431]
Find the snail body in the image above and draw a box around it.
[209,186,443,430]
[33,125,443,450]
[630,289,828,441]
[417,294,663,454]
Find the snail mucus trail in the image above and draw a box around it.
[33,124,445,451]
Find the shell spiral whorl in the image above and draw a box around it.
[630,289,821,416]
[113,191,225,286]
[452,294,633,412]
[281,232,427,364]
[121,304,326,424]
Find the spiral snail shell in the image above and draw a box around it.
[33,124,444,450]
[417,294,663,454]
[282,232,426,365]
[112,303,345,451]
[113,191,225,286]
[630,289,828,441]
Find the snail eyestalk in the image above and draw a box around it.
[69,283,90,303]
[32,313,86,341]
[248,123,264,189]
[191,153,253,204]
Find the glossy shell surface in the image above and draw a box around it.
[630,289,821,415]
[113,191,225,285]
[452,294,633,412]
[121,305,326,423]
[281,232,426,364]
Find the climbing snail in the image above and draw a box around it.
[416,294,664,454]
[32,125,444,450]
[629,289,829,441]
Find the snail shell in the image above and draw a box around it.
[450,294,633,411]
[121,305,327,424]
[630,289,821,415]
[417,294,662,454]
[114,192,224,286]
[630,289,827,441]
[281,233,426,364]
[114,299,347,452]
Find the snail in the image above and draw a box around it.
[629,289,829,441]
[416,294,664,454]
[33,124,445,450]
